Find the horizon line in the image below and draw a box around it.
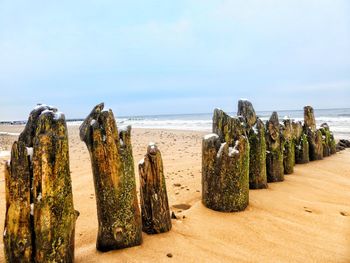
[1,107,349,123]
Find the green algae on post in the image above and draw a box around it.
[303,106,323,161]
[202,109,249,212]
[292,121,309,164]
[282,117,295,174]
[3,105,78,263]
[319,123,336,157]
[238,99,267,189]
[3,142,32,263]
[80,103,142,252]
[32,110,77,263]
[265,112,284,182]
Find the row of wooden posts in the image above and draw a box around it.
[3,101,336,262]
[3,103,171,262]
[202,100,336,212]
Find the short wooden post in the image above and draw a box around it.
[139,143,172,234]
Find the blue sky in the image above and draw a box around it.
[0,0,349,120]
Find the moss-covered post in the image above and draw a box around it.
[265,112,284,182]
[237,99,267,189]
[292,121,309,164]
[282,117,295,174]
[3,104,78,263]
[320,123,336,156]
[138,143,171,234]
[202,109,249,212]
[32,110,78,262]
[80,103,142,252]
[3,142,32,263]
[304,106,323,161]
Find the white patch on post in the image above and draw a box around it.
[229,140,240,156]
[217,142,226,158]
[138,158,145,166]
[26,147,33,162]
[30,203,34,216]
[149,142,156,150]
[37,192,42,202]
[204,133,219,140]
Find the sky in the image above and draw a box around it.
[0,0,349,120]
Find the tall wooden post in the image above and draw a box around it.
[4,105,78,263]
[304,106,323,161]
[238,99,267,189]
[265,112,284,182]
[292,121,309,164]
[282,117,295,174]
[3,142,32,263]
[80,103,142,251]
[319,123,336,156]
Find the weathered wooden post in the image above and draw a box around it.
[32,109,78,262]
[138,143,171,234]
[3,142,32,263]
[237,99,267,189]
[265,112,284,182]
[202,108,249,212]
[282,117,295,174]
[292,121,309,164]
[80,103,142,251]
[304,106,323,161]
[319,123,336,156]
[4,104,78,263]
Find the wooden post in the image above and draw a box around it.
[138,143,172,234]
[202,109,249,212]
[3,142,32,263]
[238,99,267,189]
[282,117,295,174]
[80,103,142,252]
[265,112,284,182]
[292,121,309,164]
[304,106,323,161]
[3,105,78,263]
[320,123,336,156]
[32,110,77,262]
[237,99,257,128]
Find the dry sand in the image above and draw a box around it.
[0,125,349,262]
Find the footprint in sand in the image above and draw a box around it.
[304,207,313,213]
[172,203,191,210]
[340,211,349,216]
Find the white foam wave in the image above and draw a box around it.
[0,151,10,157]
[0,132,20,136]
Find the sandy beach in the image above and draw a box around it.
[0,125,349,262]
